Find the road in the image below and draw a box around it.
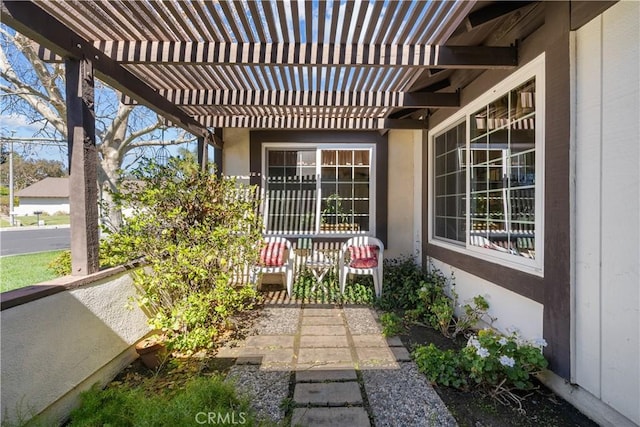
[0,227,71,256]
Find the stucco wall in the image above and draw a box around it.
[223,128,251,182]
[430,258,544,341]
[573,1,640,424]
[14,198,70,216]
[386,130,422,260]
[0,271,151,425]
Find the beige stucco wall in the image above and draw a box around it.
[386,130,422,259]
[222,128,251,182]
[14,198,70,216]
[0,271,151,425]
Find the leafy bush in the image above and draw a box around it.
[68,376,265,426]
[376,256,433,311]
[380,311,404,337]
[463,329,548,396]
[48,250,71,276]
[292,268,375,304]
[102,158,263,352]
[413,343,467,389]
[413,328,549,409]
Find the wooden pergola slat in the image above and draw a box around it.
[121,89,459,108]
[1,1,215,144]
[193,115,426,130]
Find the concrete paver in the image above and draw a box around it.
[301,325,347,336]
[295,368,358,382]
[351,334,388,347]
[291,407,371,427]
[293,381,363,406]
[302,315,344,326]
[298,347,353,365]
[300,335,349,348]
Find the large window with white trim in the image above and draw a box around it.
[430,57,543,273]
[263,145,374,236]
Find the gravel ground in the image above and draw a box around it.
[252,306,301,335]
[343,306,383,335]
[226,365,291,424]
[362,362,458,427]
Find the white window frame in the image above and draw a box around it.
[261,142,377,237]
[428,54,545,276]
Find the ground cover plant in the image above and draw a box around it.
[1,250,65,292]
[68,375,271,427]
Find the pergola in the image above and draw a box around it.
[1,0,533,275]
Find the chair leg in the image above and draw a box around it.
[286,268,293,297]
[339,269,347,293]
[372,271,380,298]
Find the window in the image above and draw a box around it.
[430,56,543,273]
[263,145,374,235]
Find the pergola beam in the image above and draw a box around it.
[193,116,427,130]
[1,1,215,145]
[465,2,536,30]
[121,90,460,108]
[35,41,518,69]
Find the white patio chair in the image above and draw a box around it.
[338,236,384,297]
[253,236,295,296]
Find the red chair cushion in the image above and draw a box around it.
[259,242,287,266]
[348,245,379,268]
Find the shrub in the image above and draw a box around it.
[413,343,467,389]
[102,158,263,352]
[48,250,71,276]
[376,256,433,311]
[380,312,404,337]
[413,328,549,409]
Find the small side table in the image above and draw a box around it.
[305,251,335,292]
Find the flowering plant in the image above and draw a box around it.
[462,328,548,407]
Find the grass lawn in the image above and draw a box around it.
[0,250,65,292]
[1,214,70,227]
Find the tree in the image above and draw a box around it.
[0,152,66,190]
[0,27,193,230]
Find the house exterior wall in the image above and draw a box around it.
[14,197,70,216]
[425,1,571,376]
[222,128,251,183]
[386,130,422,259]
[0,270,150,425]
[573,1,639,424]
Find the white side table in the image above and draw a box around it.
[305,251,335,292]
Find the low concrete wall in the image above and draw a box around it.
[0,269,151,425]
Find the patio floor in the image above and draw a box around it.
[215,290,457,426]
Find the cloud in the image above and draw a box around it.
[0,114,49,136]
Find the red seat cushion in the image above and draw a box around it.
[259,242,287,267]
[348,245,379,268]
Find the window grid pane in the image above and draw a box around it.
[266,148,372,235]
[469,78,536,258]
[433,121,466,243]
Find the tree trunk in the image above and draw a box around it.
[99,146,123,232]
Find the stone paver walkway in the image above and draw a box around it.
[219,291,457,427]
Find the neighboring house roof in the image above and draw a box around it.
[16,177,69,198]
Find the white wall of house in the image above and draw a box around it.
[573,1,639,425]
[14,198,70,216]
[387,130,422,260]
[429,258,544,341]
[0,270,151,425]
[222,128,251,182]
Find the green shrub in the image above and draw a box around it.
[413,343,467,389]
[380,312,404,337]
[376,256,433,311]
[413,329,549,408]
[101,158,263,352]
[68,376,266,426]
[48,250,72,276]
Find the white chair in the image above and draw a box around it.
[338,236,384,297]
[253,236,295,296]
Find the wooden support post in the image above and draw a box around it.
[213,128,223,177]
[65,57,99,275]
[197,136,207,172]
